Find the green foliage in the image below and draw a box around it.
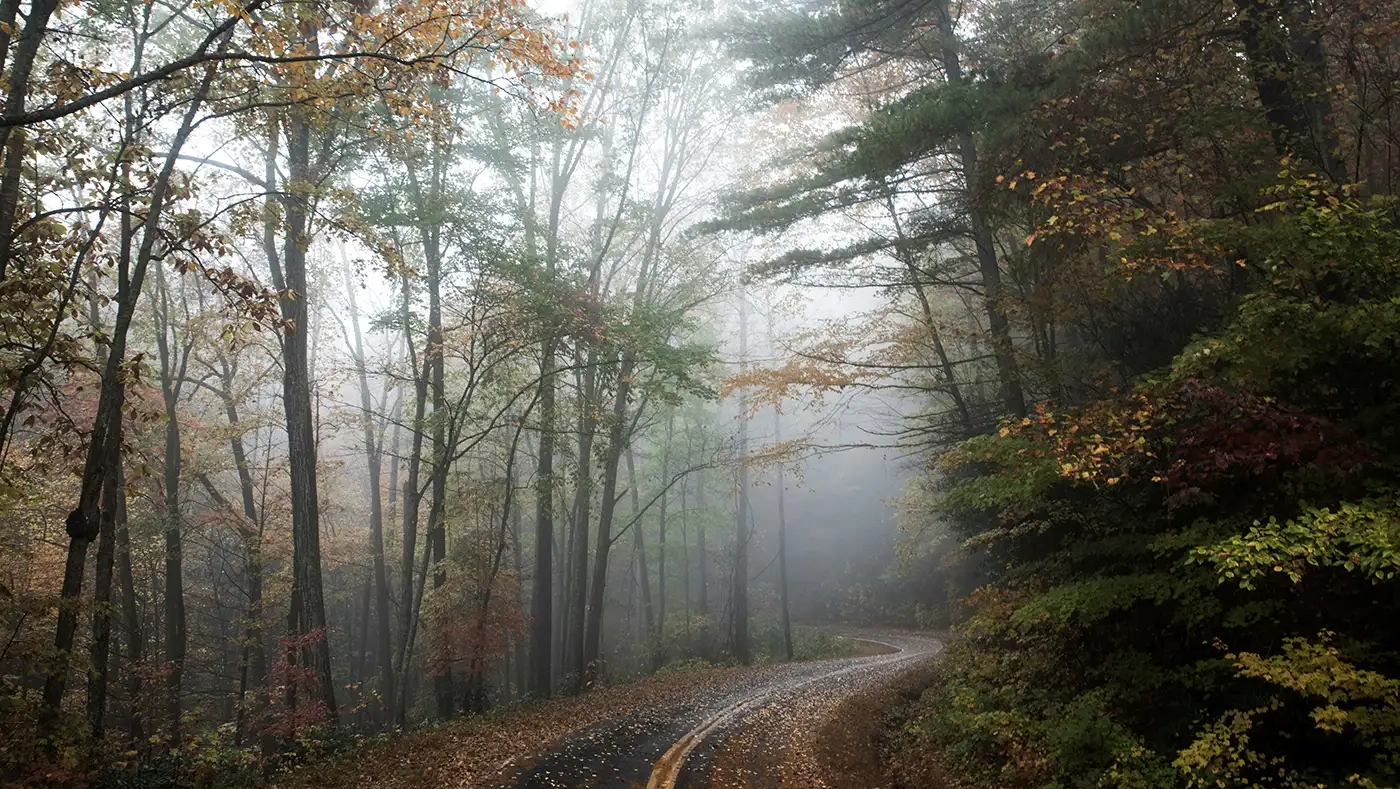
[654,657,721,675]
[1175,184,1400,417]
[732,0,1400,786]
[893,177,1400,789]
[939,434,1063,518]
[1010,574,1180,629]
[1196,499,1400,589]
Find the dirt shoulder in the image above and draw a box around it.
[700,633,943,789]
[810,663,941,789]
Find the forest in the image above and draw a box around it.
[1,0,1398,785]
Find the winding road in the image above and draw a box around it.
[495,632,942,789]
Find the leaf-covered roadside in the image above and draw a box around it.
[266,631,874,789]
[268,663,779,789]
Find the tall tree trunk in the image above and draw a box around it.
[209,354,270,751]
[159,377,186,736]
[273,106,337,720]
[530,337,557,698]
[387,402,401,539]
[396,501,435,721]
[115,468,142,744]
[424,221,453,720]
[154,263,188,740]
[85,258,122,742]
[510,461,527,699]
[696,474,708,620]
[680,469,691,641]
[654,413,672,669]
[566,354,599,691]
[625,448,654,663]
[773,411,793,662]
[86,421,121,741]
[112,160,143,744]
[933,0,1026,419]
[732,296,751,665]
[346,268,396,722]
[553,486,569,688]
[582,350,633,688]
[396,269,430,723]
[402,127,455,719]
[579,124,665,684]
[529,172,562,696]
[760,310,793,661]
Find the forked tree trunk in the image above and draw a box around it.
[210,359,270,751]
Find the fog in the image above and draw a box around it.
[0,0,974,759]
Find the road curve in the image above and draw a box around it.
[494,632,942,789]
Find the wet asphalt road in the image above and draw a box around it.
[496,632,943,789]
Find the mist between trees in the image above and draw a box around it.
[4,0,1400,785]
[0,0,895,781]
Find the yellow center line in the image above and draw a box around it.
[645,638,924,789]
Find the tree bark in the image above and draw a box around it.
[697,474,708,619]
[581,350,629,689]
[510,460,527,699]
[154,261,190,740]
[760,309,793,661]
[680,469,691,640]
[273,104,337,720]
[85,257,122,742]
[528,155,563,697]
[85,422,121,741]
